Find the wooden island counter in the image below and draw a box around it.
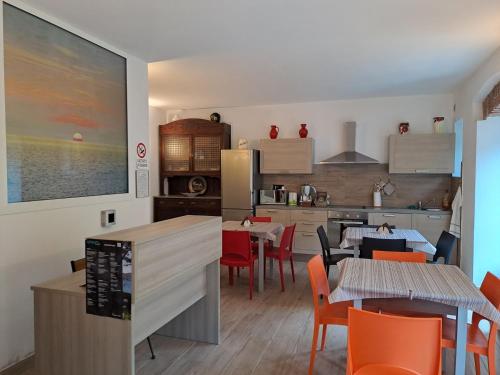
[31,215,221,375]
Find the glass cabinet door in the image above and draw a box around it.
[162,135,191,172]
[193,136,221,172]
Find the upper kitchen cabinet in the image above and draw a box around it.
[259,138,314,174]
[160,119,231,176]
[389,134,455,174]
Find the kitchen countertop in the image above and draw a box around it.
[256,204,451,215]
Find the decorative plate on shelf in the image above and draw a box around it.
[188,176,207,195]
[181,192,200,197]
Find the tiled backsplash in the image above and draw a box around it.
[261,164,455,208]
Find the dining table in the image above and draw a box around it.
[329,258,500,375]
[222,220,283,292]
[340,226,437,256]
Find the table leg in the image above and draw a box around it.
[454,307,467,375]
[258,238,264,293]
[354,245,360,258]
[353,299,362,309]
[269,240,274,279]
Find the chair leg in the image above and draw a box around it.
[308,321,319,375]
[264,256,266,279]
[229,266,234,285]
[278,259,285,292]
[290,255,295,282]
[473,353,481,375]
[487,352,495,375]
[326,264,330,279]
[147,336,156,360]
[320,324,328,351]
[249,263,253,300]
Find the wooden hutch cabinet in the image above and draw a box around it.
[154,119,231,222]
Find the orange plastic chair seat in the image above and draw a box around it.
[441,317,489,354]
[355,364,422,375]
[319,300,352,323]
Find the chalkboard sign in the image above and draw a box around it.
[85,239,132,320]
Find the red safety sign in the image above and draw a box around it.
[136,142,147,158]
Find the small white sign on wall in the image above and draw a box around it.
[135,170,149,198]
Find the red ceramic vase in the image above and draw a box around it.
[299,123,308,138]
[269,125,279,139]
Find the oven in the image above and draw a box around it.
[327,210,368,249]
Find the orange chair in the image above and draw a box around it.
[372,251,426,263]
[307,255,353,375]
[347,307,442,375]
[441,272,500,375]
[221,230,258,299]
[264,224,296,291]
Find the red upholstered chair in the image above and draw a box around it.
[264,224,296,292]
[221,230,258,299]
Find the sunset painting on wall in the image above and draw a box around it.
[4,3,128,203]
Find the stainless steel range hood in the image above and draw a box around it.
[320,121,379,164]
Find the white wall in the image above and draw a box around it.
[167,94,454,163]
[149,106,166,219]
[473,117,500,285]
[0,1,150,370]
[454,47,500,280]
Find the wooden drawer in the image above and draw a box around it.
[255,208,290,226]
[290,210,327,222]
[412,213,451,246]
[368,212,412,228]
[293,231,321,254]
[294,221,326,233]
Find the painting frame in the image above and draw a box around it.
[3,2,129,204]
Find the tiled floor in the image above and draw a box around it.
[17,258,499,375]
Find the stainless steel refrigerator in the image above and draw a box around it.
[221,149,260,221]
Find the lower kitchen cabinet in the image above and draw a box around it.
[369,212,413,228]
[154,197,221,222]
[256,208,326,254]
[412,213,451,246]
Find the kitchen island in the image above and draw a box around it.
[31,215,221,375]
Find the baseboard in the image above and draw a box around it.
[0,356,34,375]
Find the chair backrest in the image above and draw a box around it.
[70,258,86,273]
[222,230,252,262]
[248,216,272,222]
[472,272,500,332]
[373,251,426,263]
[433,231,457,264]
[307,255,331,315]
[347,308,442,375]
[278,224,296,256]
[316,225,331,261]
[360,237,407,259]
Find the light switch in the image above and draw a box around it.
[101,209,116,227]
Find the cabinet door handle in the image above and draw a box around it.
[427,215,442,219]
[178,201,185,205]
[266,210,278,213]
[382,214,396,217]
[190,202,196,205]
[302,211,315,214]
[301,222,315,225]
[301,233,315,237]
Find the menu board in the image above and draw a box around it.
[85,239,132,320]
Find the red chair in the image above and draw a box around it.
[236,216,272,277]
[441,271,500,375]
[248,216,272,223]
[264,224,296,292]
[221,230,258,299]
[307,255,352,375]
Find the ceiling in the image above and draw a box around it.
[21,0,500,109]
